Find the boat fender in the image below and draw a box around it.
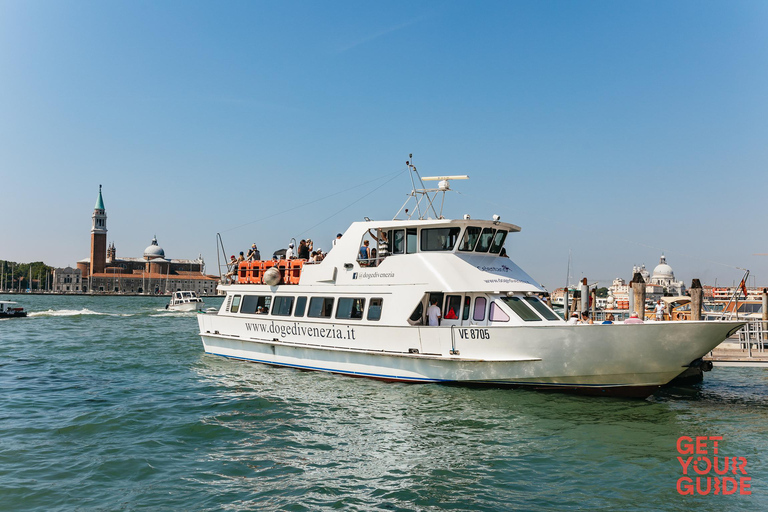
[165,304,169,309]
[263,267,282,286]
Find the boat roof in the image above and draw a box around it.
[289,216,543,293]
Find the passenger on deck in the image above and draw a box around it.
[315,249,324,262]
[624,312,644,324]
[246,244,261,261]
[602,313,615,324]
[368,248,377,267]
[427,299,441,326]
[298,239,311,260]
[567,312,579,325]
[579,311,593,324]
[286,243,295,260]
[368,229,389,256]
[359,240,370,266]
[333,233,342,247]
[225,255,238,283]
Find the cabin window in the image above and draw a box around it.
[463,296,471,321]
[500,296,541,322]
[294,296,307,317]
[272,296,294,316]
[476,228,495,252]
[524,297,561,321]
[489,302,510,322]
[489,230,507,254]
[421,227,461,252]
[459,226,482,252]
[241,295,271,314]
[336,297,365,320]
[392,229,405,254]
[308,297,334,318]
[406,228,417,254]
[230,295,242,314]
[368,298,383,321]
[737,303,762,314]
[473,297,486,321]
[444,295,461,320]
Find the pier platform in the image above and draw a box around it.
[704,342,768,368]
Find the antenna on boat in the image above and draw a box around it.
[394,154,469,220]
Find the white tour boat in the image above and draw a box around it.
[198,165,743,398]
[167,291,205,312]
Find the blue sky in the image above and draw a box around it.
[1,0,767,291]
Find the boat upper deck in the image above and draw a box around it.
[227,217,543,294]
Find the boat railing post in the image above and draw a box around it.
[450,325,459,355]
[762,289,768,347]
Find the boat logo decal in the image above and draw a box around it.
[245,320,356,340]
[352,271,395,280]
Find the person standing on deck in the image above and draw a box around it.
[427,299,441,326]
[654,299,665,321]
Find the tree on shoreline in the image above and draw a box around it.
[1,260,55,292]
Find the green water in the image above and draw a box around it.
[1,295,766,511]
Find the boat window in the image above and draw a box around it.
[294,296,307,317]
[241,295,271,314]
[272,296,294,316]
[463,296,471,321]
[473,297,486,321]
[489,230,507,254]
[444,295,461,320]
[737,303,762,314]
[501,296,541,322]
[368,298,383,321]
[489,302,510,322]
[308,297,334,318]
[523,297,561,321]
[392,229,405,255]
[230,295,242,314]
[421,227,461,251]
[475,228,495,252]
[408,302,424,325]
[336,297,365,320]
[459,226,482,252]
[406,228,417,254]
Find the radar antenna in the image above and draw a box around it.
[393,154,469,220]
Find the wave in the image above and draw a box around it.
[28,308,134,318]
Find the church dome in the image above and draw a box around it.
[652,254,674,279]
[143,236,165,260]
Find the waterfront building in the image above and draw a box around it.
[53,267,83,293]
[608,254,686,304]
[76,187,218,295]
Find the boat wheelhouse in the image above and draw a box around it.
[198,167,743,398]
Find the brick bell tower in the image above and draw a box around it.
[90,185,108,276]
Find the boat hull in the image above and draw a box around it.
[198,315,743,398]
[168,302,204,312]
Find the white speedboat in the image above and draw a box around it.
[167,291,205,312]
[0,301,27,318]
[198,165,743,398]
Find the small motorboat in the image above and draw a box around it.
[166,291,205,312]
[0,301,27,318]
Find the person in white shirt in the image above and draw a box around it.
[286,243,294,260]
[427,299,441,326]
[654,300,665,321]
[567,312,579,325]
